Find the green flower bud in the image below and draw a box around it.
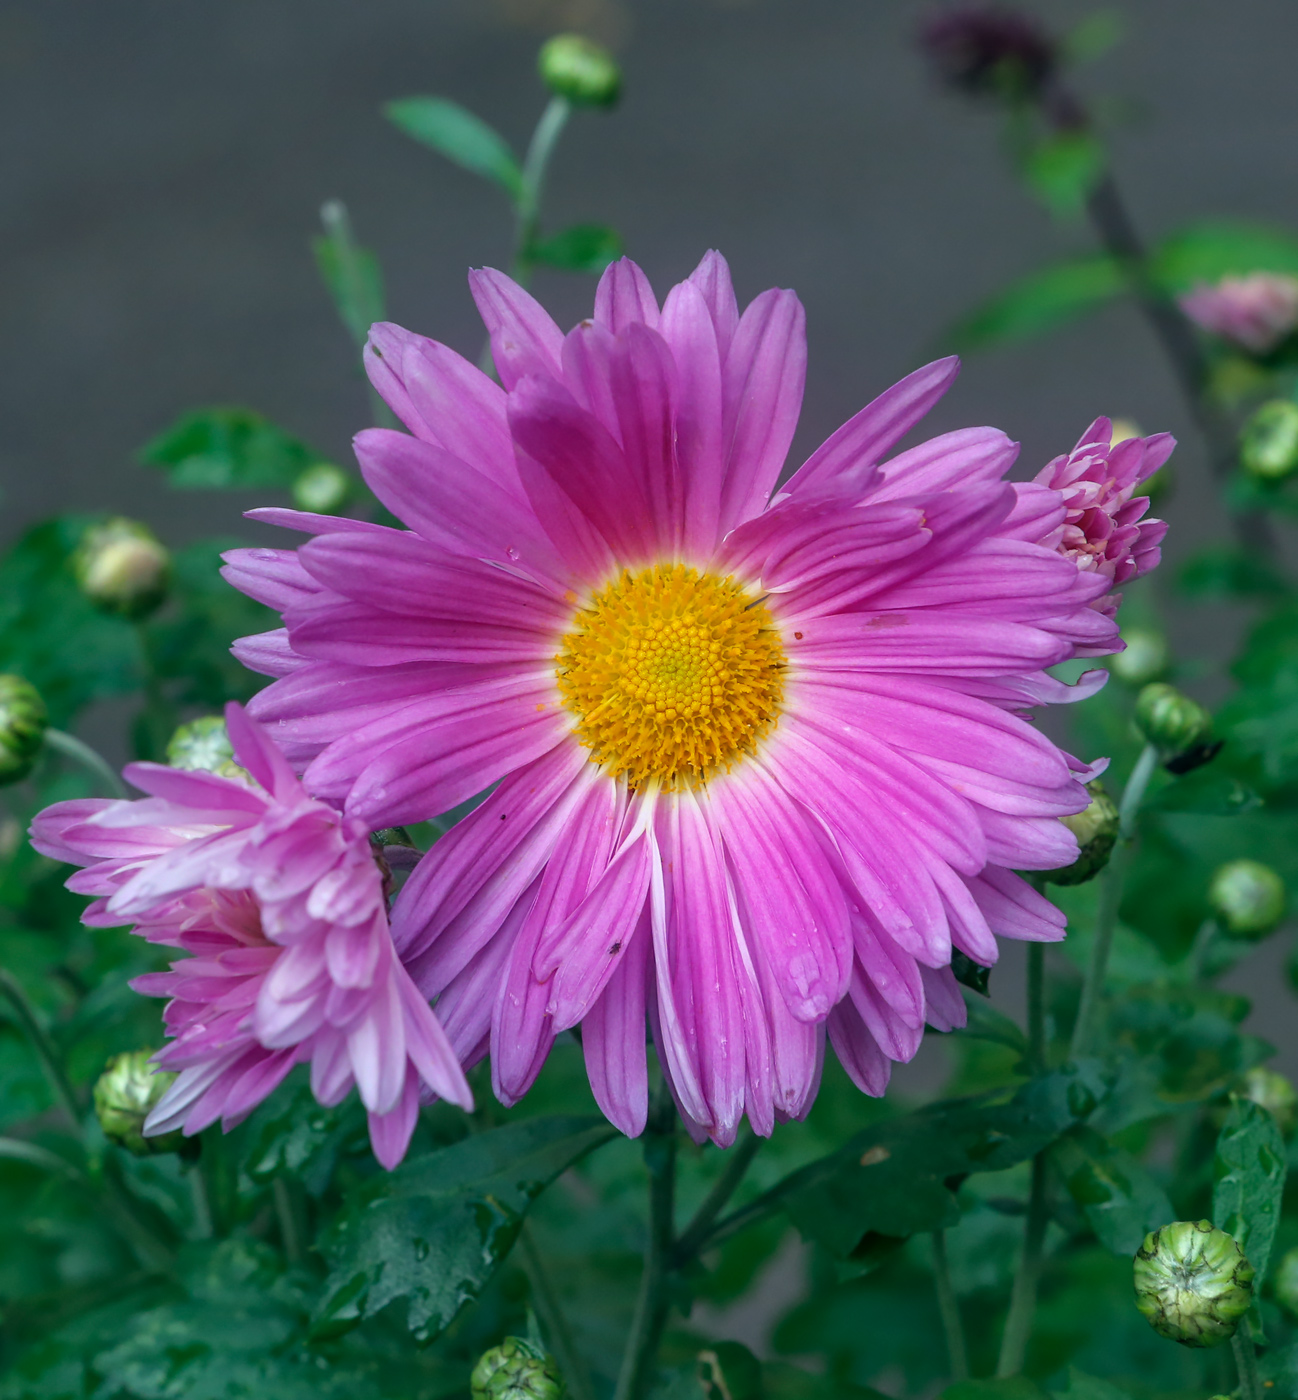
[1241,1066,1297,1137]
[1047,781,1119,886]
[471,1337,564,1400]
[165,716,248,781]
[1273,1245,1298,1317]
[1110,628,1169,686]
[538,34,621,107]
[93,1050,185,1156]
[1133,1220,1254,1348]
[74,518,171,621]
[292,462,353,515]
[1208,859,1286,939]
[1240,399,1298,482]
[0,675,48,786]
[1134,682,1219,773]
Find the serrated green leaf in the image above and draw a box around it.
[1021,131,1107,217]
[530,223,623,273]
[140,408,320,491]
[314,1115,615,1342]
[946,255,1125,352]
[1052,1124,1173,1254]
[1151,220,1298,292]
[1213,1094,1286,1285]
[385,97,523,200]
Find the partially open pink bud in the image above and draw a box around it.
[1179,272,1298,355]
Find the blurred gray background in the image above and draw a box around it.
[2,0,1295,1070]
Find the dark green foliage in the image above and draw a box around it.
[384,97,524,199]
[1213,1096,1287,1286]
[529,225,623,273]
[140,408,321,491]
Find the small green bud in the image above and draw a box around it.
[1273,1245,1298,1316]
[538,34,621,107]
[1047,781,1119,886]
[1240,399,1298,482]
[165,716,248,781]
[1133,1220,1254,1348]
[1110,628,1169,686]
[292,461,353,515]
[1208,859,1286,939]
[1134,682,1219,773]
[0,675,48,785]
[93,1050,185,1156]
[74,518,171,621]
[471,1337,564,1400]
[1241,1066,1297,1137]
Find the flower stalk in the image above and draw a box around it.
[996,1152,1051,1377]
[518,1221,596,1400]
[933,1229,970,1382]
[1232,1331,1263,1400]
[44,728,127,800]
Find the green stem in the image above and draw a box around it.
[1070,742,1159,1060]
[514,95,572,283]
[0,969,82,1128]
[995,1153,1050,1378]
[44,729,127,800]
[1232,1330,1263,1400]
[672,1130,762,1267]
[518,1221,597,1400]
[932,1230,970,1382]
[190,1162,214,1241]
[271,1176,302,1261]
[1026,943,1046,1075]
[612,1090,678,1400]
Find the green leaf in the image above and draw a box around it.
[1213,1094,1287,1285]
[1151,220,1298,292]
[314,1115,615,1342]
[530,223,624,273]
[140,408,321,491]
[1020,131,1107,217]
[942,1380,1047,1400]
[244,1076,363,1197]
[1178,544,1289,600]
[0,516,141,726]
[1050,1366,1135,1400]
[1052,1124,1173,1254]
[946,255,1125,352]
[1144,769,1261,816]
[313,199,387,348]
[384,97,523,200]
[958,989,1030,1056]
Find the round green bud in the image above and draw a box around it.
[471,1337,564,1400]
[292,462,353,515]
[1241,1066,1297,1137]
[1110,628,1169,687]
[1273,1245,1298,1317]
[1240,399,1298,482]
[1047,781,1120,886]
[538,34,621,107]
[1133,1220,1254,1348]
[93,1050,185,1156]
[165,715,248,781]
[1208,859,1286,939]
[1134,683,1218,773]
[74,518,171,621]
[0,675,48,785]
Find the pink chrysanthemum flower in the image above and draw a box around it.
[29,704,472,1168]
[226,253,1151,1146]
[1028,416,1171,636]
[1178,272,1298,354]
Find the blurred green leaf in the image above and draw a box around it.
[1020,131,1107,217]
[384,97,524,200]
[1053,1124,1173,1254]
[1151,220,1298,292]
[947,256,1125,352]
[958,989,1030,1056]
[314,1115,615,1343]
[1050,1367,1135,1400]
[313,199,387,348]
[942,1380,1047,1400]
[1178,544,1289,600]
[1061,13,1125,65]
[140,408,320,491]
[244,1076,364,1198]
[1144,769,1261,816]
[1213,1094,1286,1285]
[530,223,624,273]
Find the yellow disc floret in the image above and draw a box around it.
[556,564,786,790]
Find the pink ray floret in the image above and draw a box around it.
[224,253,1172,1146]
[1179,271,1298,354]
[28,704,472,1168]
[1030,416,1171,637]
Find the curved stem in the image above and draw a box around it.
[518,1221,596,1400]
[1070,742,1159,1060]
[513,95,572,282]
[0,969,82,1128]
[1232,1330,1263,1400]
[995,1152,1050,1377]
[932,1230,970,1382]
[613,1091,678,1400]
[44,729,127,800]
[673,1130,762,1267]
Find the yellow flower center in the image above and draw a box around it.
[556,564,786,790]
